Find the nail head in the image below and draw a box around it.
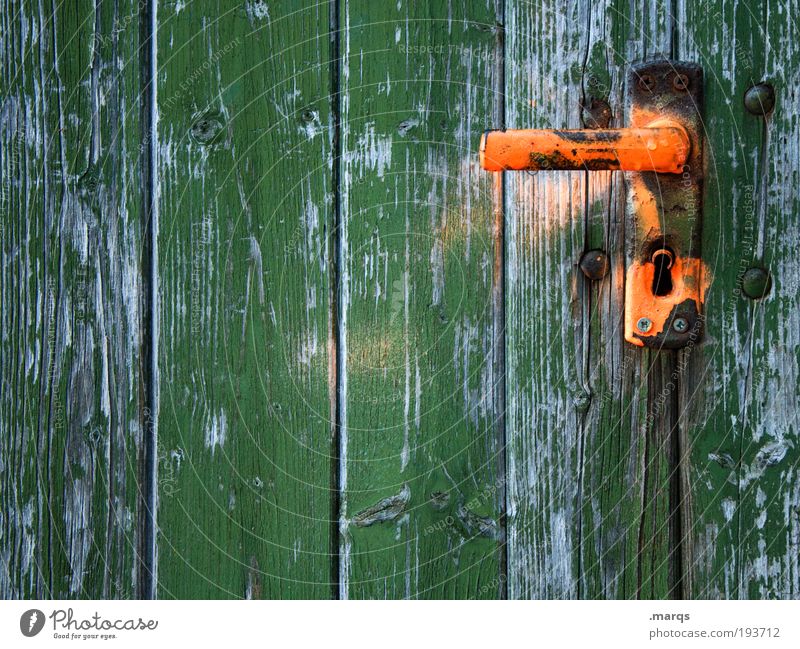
[579,249,610,280]
[744,84,775,116]
[741,267,772,299]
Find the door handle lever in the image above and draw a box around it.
[479,121,690,174]
[480,60,709,350]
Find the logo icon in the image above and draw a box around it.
[20,609,45,637]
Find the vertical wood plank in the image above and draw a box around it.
[506,0,679,599]
[578,0,645,600]
[505,0,586,599]
[155,1,334,598]
[338,0,504,598]
[0,1,145,597]
[620,0,682,600]
[756,0,800,597]
[679,0,800,598]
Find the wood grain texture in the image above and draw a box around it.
[2,0,799,601]
[0,1,146,598]
[578,1,643,599]
[678,0,800,598]
[154,1,334,598]
[504,0,585,599]
[338,0,505,598]
[505,0,685,599]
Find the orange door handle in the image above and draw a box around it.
[479,121,690,174]
[480,60,709,350]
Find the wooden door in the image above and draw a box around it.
[2,0,798,600]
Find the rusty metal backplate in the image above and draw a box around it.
[624,60,708,349]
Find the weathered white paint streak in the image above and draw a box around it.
[204,410,228,454]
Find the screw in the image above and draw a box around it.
[744,83,775,115]
[741,267,772,299]
[579,249,609,280]
[672,74,690,91]
[637,317,652,333]
[673,317,689,333]
[300,108,317,123]
[638,74,655,91]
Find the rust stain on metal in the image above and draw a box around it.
[479,124,689,173]
[624,61,706,350]
[624,257,711,347]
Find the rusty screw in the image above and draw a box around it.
[744,84,775,115]
[672,74,690,91]
[638,74,655,91]
[637,317,652,333]
[579,249,610,280]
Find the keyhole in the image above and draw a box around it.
[651,248,674,296]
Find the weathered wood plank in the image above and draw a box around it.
[505,0,585,599]
[679,0,800,598]
[577,2,647,600]
[755,0,800,596]
[338,0,504,598]
[155,1,334,598]
[506,0,680,599]
[0,1,145,597]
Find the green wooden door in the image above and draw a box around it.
[2,0,798,599]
